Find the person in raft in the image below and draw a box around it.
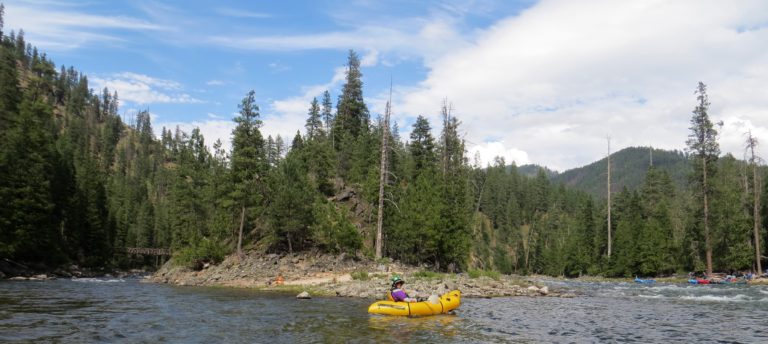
[390,276,418,302]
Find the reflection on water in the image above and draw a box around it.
[1,278,767,343]
[368,314,460,338]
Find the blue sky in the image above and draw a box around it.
[5,0,768,170]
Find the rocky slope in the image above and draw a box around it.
[147,251,569,299]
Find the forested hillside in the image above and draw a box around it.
[552,147,691,199]
[1,13,766,277]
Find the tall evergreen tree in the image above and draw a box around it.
[711,155,752,271]
[685,82,720,275]
[321,90,334,134]
[637,167,676,275]
[305,97,323,140]
[230,90,266,258]
[0,85,61,262]
[333,50,369,179]
[409,115,437,178]
[333,50,368,141]
[0,41,20,136]
[437,102,472,271]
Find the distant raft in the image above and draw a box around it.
[368,290,461,316]
[634,277,656,284]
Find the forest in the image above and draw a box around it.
[1,10,766,277]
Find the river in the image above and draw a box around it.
[1,277,766,343]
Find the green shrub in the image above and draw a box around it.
[173,238,228,270]
[468,269,500,280]
[312,201,363,254]
[350,271,370,281]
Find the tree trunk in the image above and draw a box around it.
[375,98,391,259]
[703,158,712,276]
[607,137,612,258]
[749,134,762,273]
[237,204,245,259]
[287,231,293,254]
[754,161,761,274]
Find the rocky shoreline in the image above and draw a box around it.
[0,258,149,281]
[147,251,572,299]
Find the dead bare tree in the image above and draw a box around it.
[607,136,612,258]
[746,131,762,273]
[375,84,392,259]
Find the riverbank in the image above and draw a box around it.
[0,258,150,281]
[147,251,569,299]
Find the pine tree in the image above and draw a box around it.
[409,115,437,178]
[0,85,61,263]
[437,102,472,271]
[230,90,266,258]
[333,50,369,179]
[333,50,368,142]
[305,97,323,141]
[637,167,676,275]
[685,82,720,275]
[711,155,752,271]
[0,42,20,136]
[321,90,334,135]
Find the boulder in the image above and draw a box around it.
[539,286,549,295]
[297,291,311,299]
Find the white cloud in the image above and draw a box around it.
[470,141,530,167]
[91,73,202,105]
[206,80,226,86]
[360,49,379,67]
[3,2,169,50]
[392,0,768,170]
[206,16,468,62]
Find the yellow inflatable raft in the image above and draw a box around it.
[367,290,461,316]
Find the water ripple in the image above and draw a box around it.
[1,279,768,343]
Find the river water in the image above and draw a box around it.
[1,277,766,343]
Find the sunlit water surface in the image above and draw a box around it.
[1,277,767,343]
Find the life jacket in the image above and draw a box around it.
[390,287,409,302]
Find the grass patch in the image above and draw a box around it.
[350,271,370,281]
[468,269,500,280]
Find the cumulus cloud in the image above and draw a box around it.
[394,0,768,170]
[207,14,467,62]
[470,141,530,167]
[91,72,202,105]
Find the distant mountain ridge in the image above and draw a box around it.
[523,147,691,199]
